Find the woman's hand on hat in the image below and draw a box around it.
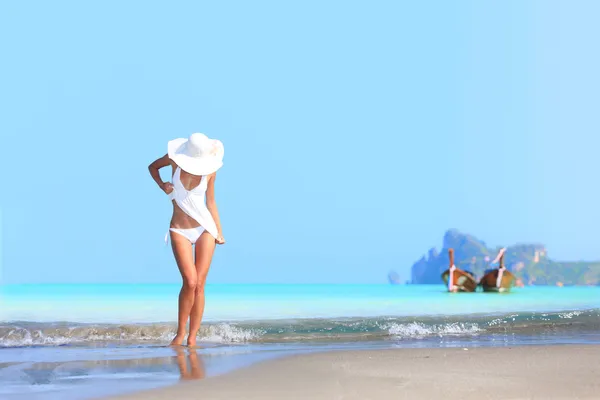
[161,182,174,195]
[216,235,226,245]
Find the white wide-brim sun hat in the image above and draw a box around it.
[168,133,224,176]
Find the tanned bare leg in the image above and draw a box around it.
[187,232,216,347]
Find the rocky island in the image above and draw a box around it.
[408,230,600,286]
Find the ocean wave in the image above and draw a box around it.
[0,323,176,347]
[1,308,598,348]
[382,322,482,338]
[202,323,265,343]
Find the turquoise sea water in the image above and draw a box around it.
[1,284,600,399]
[3,283,600,323]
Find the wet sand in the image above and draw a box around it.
[106,345,600,400]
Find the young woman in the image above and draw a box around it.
[148,133,225,346]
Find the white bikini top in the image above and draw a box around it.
[165,167,219,242]
[171,166,209,197]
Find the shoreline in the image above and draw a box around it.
[106,344,600,400]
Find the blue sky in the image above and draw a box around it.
[1,1,599,284]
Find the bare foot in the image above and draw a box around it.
[170,334,185,346]
[187,334,198,347]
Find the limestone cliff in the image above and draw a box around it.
[409,230,600,286]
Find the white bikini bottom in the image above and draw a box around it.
[167,226,206,244]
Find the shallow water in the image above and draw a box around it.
[1,284,599,399]
[3,283,600,323]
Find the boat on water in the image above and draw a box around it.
[479,248,515,292]
[441,248,477,292]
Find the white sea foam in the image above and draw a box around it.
[558,310,583,319]
[0,323,264,347]
[382,322,482,338]
[201,323,265,343]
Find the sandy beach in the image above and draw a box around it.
[106,344,600,400]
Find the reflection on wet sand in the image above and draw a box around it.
[174,347,206,381]
[15,348,207,385]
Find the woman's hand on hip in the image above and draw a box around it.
[216,235,226,245]
[161,182,174,194]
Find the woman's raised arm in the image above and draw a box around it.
[148,154,174,194]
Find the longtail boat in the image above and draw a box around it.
[480,248,515,292]
[441,248,477,292]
